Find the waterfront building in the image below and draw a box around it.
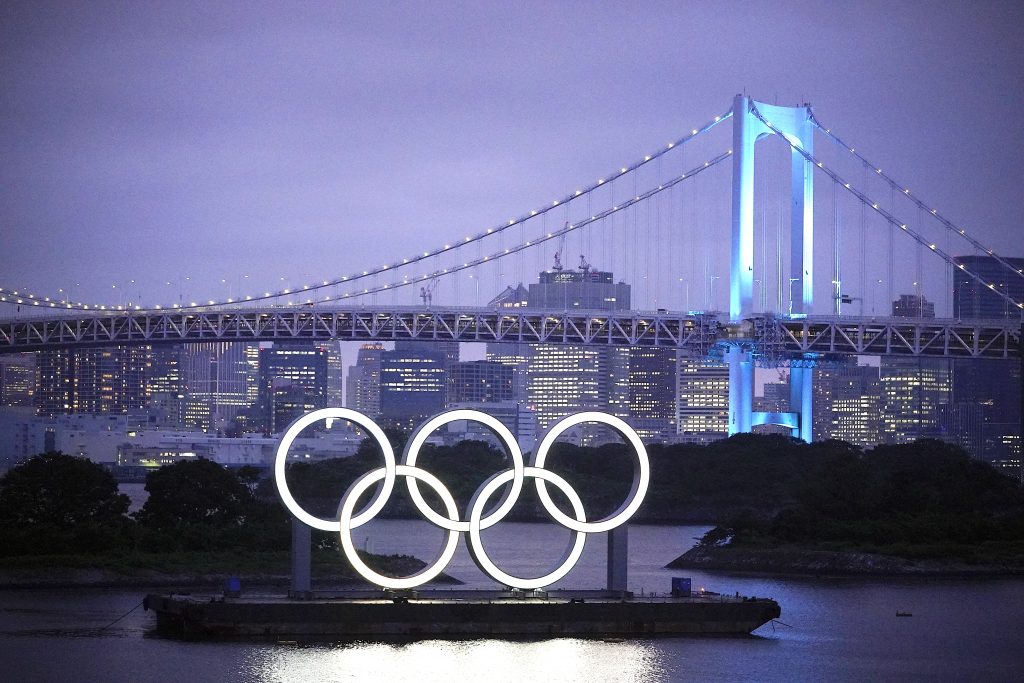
[812,362,882,446]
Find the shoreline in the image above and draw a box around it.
[667,545,1024,578]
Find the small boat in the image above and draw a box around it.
[896,611,913,617]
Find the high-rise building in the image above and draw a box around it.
[524,269,631,433]
[258,342,328,434]
[318,342,344,407]
[675,359,729,442]
[36,346,150,416]
[379,344,447,430]
[950,358,1021,460]
[345,343,383,416]
[449,361,514,404]
[148,345,185,427]
[180,342,258,432]
[627,347,676,441]
[882,291,952,444]
[0,353,35,408]
[812,362,882,446]
[952,255,1024,320]
[485,342,531,404]
[880,358,952,443]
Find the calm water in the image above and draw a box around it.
[2,522,1023,682]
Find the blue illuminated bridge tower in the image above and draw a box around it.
[727,95,814,441]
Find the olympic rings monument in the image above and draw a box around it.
[275,407,647,593]
[146,407,781,640]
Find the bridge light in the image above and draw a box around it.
[644,155,651,161]
[929,244,936,250]
[487,228,493,233]
[872,203,878,209]
[530,210,537,215]
[667,143,674,148]
[598,179,604,184]
[620,167,627,173]
[552,201,558,206]
[691,129,697,135]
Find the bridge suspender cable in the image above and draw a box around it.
[749,104,1023,313]
[810,112,1024,283]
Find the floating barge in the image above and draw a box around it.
[144,589,781,641]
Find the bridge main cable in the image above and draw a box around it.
[809,112,1024,282]
[749,104,1023,314]
[0,109,733,314]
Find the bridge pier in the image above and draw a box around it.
[728,345,813,442]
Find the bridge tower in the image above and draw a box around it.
[727,95,815,441]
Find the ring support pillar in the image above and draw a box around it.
[727,346,754,435]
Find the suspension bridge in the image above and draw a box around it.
[2,95,1021,442]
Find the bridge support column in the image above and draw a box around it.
[730,95,814,322]
[789,365,814,442]
[726,346,754,435]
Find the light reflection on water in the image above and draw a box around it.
[2,524,1024,681]
[249,639,663,683]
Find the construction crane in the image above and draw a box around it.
[578,254,591,275]
[552,223,568,271]
[419,276,439,307]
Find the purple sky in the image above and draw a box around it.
[2,1,1023,315]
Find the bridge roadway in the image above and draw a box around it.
[0,306,1019,360]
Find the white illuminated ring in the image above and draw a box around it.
[467,466,587,590]
[402,409,525,532]
[531,412,650,534]
[274,408,396,532]
[338,465,460,590]
[274,409,648,590]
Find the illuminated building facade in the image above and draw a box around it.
[881,358,951,444]
[485,342,530,404]
[0,353,35,408]
[346,343,383,416]
[627,347,676,441]
[524,269,630,432]
[180,342,258,432]
[675,359,729,442]
[952,255,1024,320]
[812,362,882,446]
[36,346,150,416]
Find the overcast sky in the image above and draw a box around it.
[2,1,1022,314]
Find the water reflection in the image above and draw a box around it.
[249,638,664,683]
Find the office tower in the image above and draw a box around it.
[180,342,258,432]
[891,294,935,318]
[318,342,344,407]
[675,358,729,442]
[379,344,447,430]
[148,345,185,427]
[346,343,383,416]
[952,255,1024,320]
[485,342,531,404]
[258,342,328,434]
[449,360,514,404]
[880,358,952,444]
[812,362,882,446]
[627,347,676,441]
[524,268,631,432]
[36,346,150,416]
[0,353,35,408]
